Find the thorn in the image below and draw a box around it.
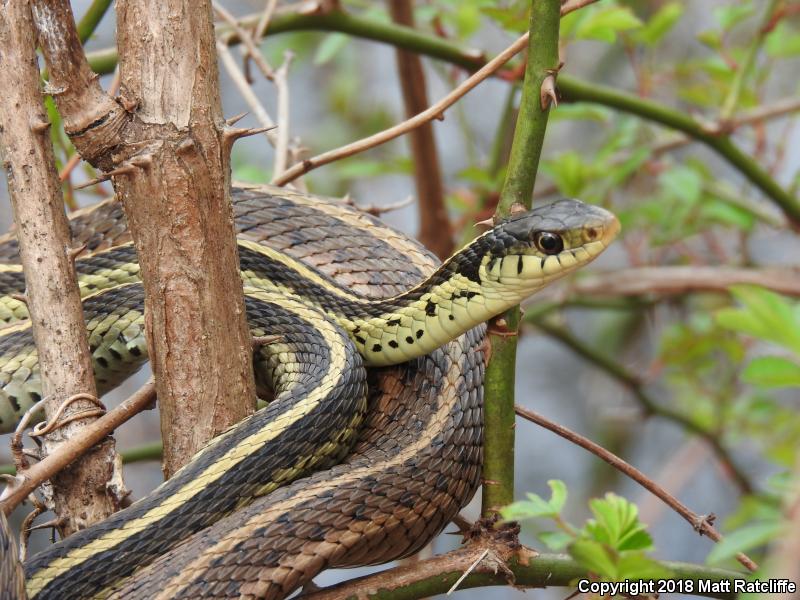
[129,154,153,169]
[223,125,276,146]
[118,94,138,113]
[67,243,87,264]
[10,292,27,305]
[176,138,195,154]
[252,334,283,349]
[74,164,137,189]
[475,217,494,229]
[30,118,51,134]
[540,64,563,111]
[358,195,415,216]
[225,112,248,126]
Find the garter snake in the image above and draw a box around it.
[0,184,619,599]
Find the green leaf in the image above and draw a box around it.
[713,4,755,30]
[715,286,800,356]
[742,356,800,388]
[707,521,783,564]
[538,530,572,551]
[586,493,653,552]
[569,539,618,578]
[633,2,683,46]
[548,104,611,123]
[659,166,703,204]
[766,22,800,58]
[314,33,349,65]
[500,480,568,521]
[574,7,643,43]
[616,553,674,580]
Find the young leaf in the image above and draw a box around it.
[716,286,800,356]
[706,521,784,564]
[633,2,683,46]
[569,539,618,579]
[586,493,654,552]
[742,356,800,388]
[574,6,643,43]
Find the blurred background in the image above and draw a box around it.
[1,1,799,597]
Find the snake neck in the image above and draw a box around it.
[238,233,595,368]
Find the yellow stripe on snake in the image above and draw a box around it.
[0,184,618,599]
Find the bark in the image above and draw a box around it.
[0,0,124,534]
[389,0,453,260]
[33,0,257,478]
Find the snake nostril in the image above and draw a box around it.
[584,227,599,242]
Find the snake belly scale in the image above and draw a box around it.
[0,184,619,599]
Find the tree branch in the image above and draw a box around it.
[573,266,800,299]
[482,0,561,518]
[35,0,260,478]
[304,544,745,600]
[389,0,453,260]
[0,0,124,536]
[0,381,155,515]
[513,405,758,572]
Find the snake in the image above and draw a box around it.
[0,184,618,599]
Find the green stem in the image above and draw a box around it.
[481,0,561,518]
[76,0,114,45]
[529,316,755,496]
[311,551,745,600]
[719,0,779,120]
[557,75,800,228]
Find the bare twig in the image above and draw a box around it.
[513,404,759,572]
[272,31,533,186]
[217,41,279,148]
[271,51,294,180]
[572,266,800,299]
[0,380,156,515]
[560,0,602,14]
[213,1,275,79]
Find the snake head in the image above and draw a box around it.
[476,199,620,296]
[500,198,620,258]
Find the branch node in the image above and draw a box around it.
[176,137,196,154]
[693,513,717,535]
[29,118,51,135]
[117,93,139,113]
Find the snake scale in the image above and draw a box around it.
[0,184,618,599]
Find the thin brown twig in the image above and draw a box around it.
[513,404,759,573]
[213,1,275,79]
[0,379,156,515]
[271,32,532,186]
[271,51,294,180]
[216,40,278,147]
[570,265,800,299]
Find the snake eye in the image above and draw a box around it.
[533,231,564,255]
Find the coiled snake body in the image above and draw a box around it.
[0,184,618,599]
